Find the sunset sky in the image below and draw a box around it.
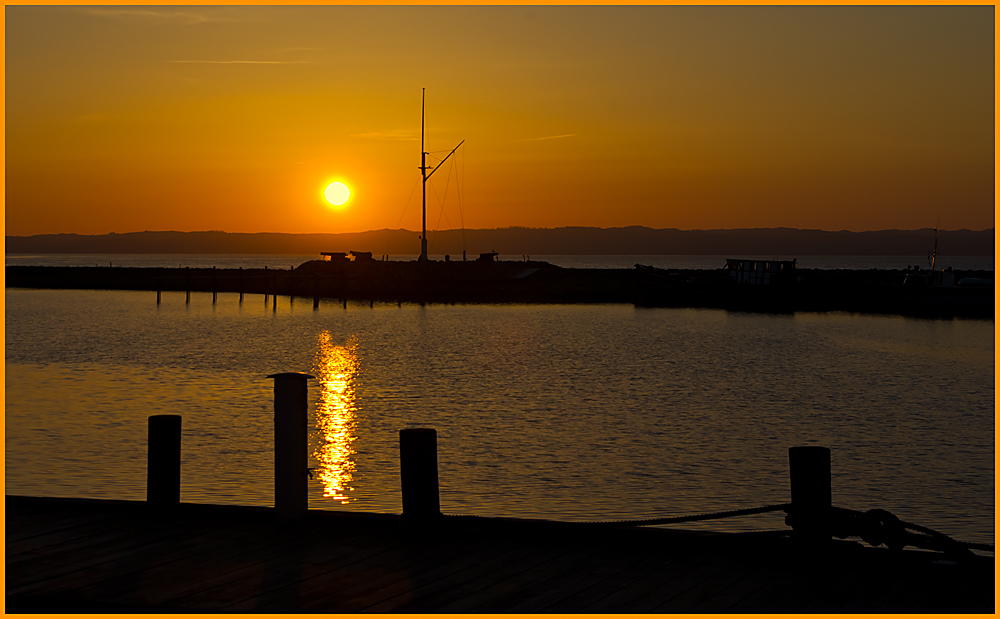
[5,5,995,236]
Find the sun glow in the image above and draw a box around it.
[324,181,350,207]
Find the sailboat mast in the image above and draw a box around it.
[420,88,428,261]
[931,227,937,273]
[417,89,463,262]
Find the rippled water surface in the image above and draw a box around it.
[5,288,994,544]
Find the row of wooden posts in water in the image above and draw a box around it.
[155,267,375,310]
[148,373,834,538]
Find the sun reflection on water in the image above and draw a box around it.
[313,331,360,503]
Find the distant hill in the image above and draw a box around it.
[5,227,994,256]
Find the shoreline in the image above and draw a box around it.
[5,261,994,318]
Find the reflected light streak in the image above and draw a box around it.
[313,332,360,502]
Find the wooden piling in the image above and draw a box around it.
[238,267,244,303]
[267,372,315,519]
[185,267,190,304]
[313,274,319,309]
[788,446,832,543]
[147,415,182,507]
[212,267,217,304]
[399,428,442,523]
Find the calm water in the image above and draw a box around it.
[5,287,995,545]
[5,253,996,271]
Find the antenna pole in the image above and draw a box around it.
[420,88,428,261]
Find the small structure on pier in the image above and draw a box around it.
[726,258,797,286]
[320,252,348,262]
[349,251,374,263]
[477,251,499,263]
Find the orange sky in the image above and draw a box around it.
[5,6,995,236]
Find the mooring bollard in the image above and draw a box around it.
[147,414,182,507]
[399,428,442,524]
[267,372,315,519]
[788,446,832,543]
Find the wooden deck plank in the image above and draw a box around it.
[297,533,513,613]
[5,510,139,556]
[436,543,614,613]
[374,537,572,613]
[6,496,992,614]
[757,550,860,612]
[4,504,119,543]
[98,525,368,608]
[358,536,535,613]
[146,530,395,609]
[460,542,631,612]
[590,549,739,613]
[687,555,801,613]
[7,520,221,596]
[223,538,446,612]
[501,548,653,613]
[544,554,667,612]
[647,555,762,613]
[8,521,230,597]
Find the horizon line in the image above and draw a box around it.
[6,226,995,237]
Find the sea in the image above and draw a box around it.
[5,254,995,546]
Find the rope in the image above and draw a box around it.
[440,503,993,557]
[430,159,455,248]
[443,503,791,528]
[383,178,421,259]
[457,146,467,256]
[829,506,991,555]
[595,503,791,527]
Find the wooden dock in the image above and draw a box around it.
[6,495,993,613]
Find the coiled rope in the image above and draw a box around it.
[444,502,993,556]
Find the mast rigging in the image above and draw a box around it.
[419,88,464,261]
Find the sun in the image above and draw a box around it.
[324,182,350,207]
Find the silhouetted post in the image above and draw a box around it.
[156,279,161,305]
[212,266,217,304]
[788,446,832,543]
[267,372,315,519]
[185,267,191,304]
[239,267,244,303]
[313,274,319,309]
[147,415,182,507]
[399,428,442,524]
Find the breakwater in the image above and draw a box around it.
[5,260,993,317]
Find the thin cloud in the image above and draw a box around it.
[79,8,229,25]
[169,60,317,65]
[352,131,419,141]
[518,134,577,142]
[276,47,328,53]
